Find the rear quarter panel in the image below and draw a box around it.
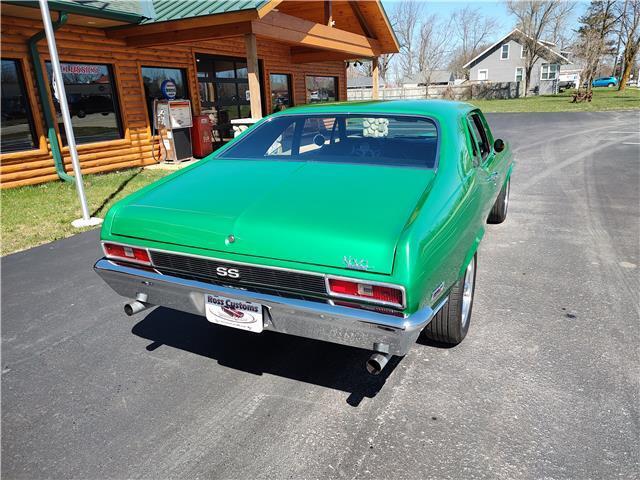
[395,113,484,313]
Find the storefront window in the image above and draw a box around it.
[46,61,122,145]
[305,76,337,103]
[196,55,255,139]
[270,73,292,113]
[141,66,188,124]
[1,59,37,153]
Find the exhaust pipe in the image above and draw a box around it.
[124,300,151,316]
[366,352,392,375]
[124,293,151,316]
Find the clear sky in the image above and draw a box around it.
[381,0,589,41]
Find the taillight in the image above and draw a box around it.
[327,277,404,308]
[103,243,151,265]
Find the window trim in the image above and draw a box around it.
[269,72,294,112]
[1,57,39,153]
[515,67,524,82]
[540,63,559,80]
[500,44,510,60]
[304,75,339,103]
[45,59,125,146]
[478,69,488,81]
[521,45,526,58]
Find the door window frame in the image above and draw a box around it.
[467,112,491,163]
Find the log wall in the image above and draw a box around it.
[0,15,347,188]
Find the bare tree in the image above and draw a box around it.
[450,6,498,78]
[416,14,451,83]
[506,0,575,95]
[617,0,640,90]
[390,1,423,78]
[576,0,620,94]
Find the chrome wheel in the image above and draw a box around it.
[461,256,475,329]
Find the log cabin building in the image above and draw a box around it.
[0,0,398,188]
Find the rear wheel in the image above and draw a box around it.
[421,254,476,345]
[607,83,615,88]
[487,178,510,224]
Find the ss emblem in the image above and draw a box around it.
[216,267,240,278]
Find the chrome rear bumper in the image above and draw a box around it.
[94,258,439,356]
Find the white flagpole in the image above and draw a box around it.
[38,0,102,228]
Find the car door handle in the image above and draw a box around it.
[486,171,499,183]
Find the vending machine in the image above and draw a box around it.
[153,98,193,163]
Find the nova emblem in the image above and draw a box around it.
[343,256,369,271]
[216,267,240,278]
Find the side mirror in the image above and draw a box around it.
[494,138,505,153]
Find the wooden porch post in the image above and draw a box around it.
[372,57,379,100]
[244,33,262,118]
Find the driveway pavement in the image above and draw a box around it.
[2,111,639,479]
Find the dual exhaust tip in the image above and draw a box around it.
[123,295,392,375]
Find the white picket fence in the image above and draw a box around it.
[347,82,522,101]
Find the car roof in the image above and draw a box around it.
[272,100,477,122]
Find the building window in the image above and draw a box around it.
[541,63,559,80]
[141,66,188,124]
[45,61,123,145]
[1,59,37,153]
[521,46,527,58]
[478,69,488,81]
[501,44,509,60]
[305,76,338,103]
[270,73,292,113]
[515,67,524,82]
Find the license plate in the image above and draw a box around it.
[205,294,264,333]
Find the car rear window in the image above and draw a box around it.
[219,114,439,168]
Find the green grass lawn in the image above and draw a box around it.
[470,87,640,112]
[1,168,173,255]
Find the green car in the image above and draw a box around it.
[95,100,513,374]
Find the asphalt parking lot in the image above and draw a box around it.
[2,111,639,479]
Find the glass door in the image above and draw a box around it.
[197,55,252,139]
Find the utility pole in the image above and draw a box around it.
[38,0,102,228]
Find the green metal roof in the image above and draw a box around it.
[142,0,270,24]
[4,0,153,23]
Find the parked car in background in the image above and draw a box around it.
[94,100,514,375]
[592,76,618,88]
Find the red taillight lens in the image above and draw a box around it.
[327,278,404,308]
[103,243,151,265]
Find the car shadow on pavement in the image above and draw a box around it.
[132,307,401,407]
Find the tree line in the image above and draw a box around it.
[351,0,640,96]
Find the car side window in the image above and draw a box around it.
[469,113,490,161]
[466,125,481,167]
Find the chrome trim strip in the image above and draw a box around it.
[325,274,406,309]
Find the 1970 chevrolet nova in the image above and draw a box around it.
[95,100,513,374]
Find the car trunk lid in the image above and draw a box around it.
[110,160,435,274]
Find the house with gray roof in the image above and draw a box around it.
[463,29,571,95]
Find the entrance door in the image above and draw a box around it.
[197,55,253,139]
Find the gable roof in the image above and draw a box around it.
[463,29,571,69]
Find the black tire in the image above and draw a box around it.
[421,253,477,345]
[487,177,510,224]
[76,110,86,119]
